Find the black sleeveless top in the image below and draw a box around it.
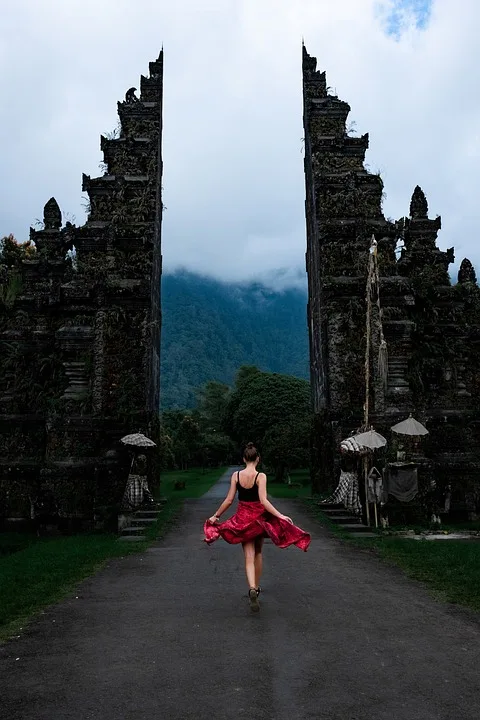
[236,471,260,502]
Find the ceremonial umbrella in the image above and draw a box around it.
[120,433,156,448]
[351,428,387,528]
[391,415,428,437]
[120,433,156,471]
[351,429,387,450]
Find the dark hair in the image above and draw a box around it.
[243,442,259,463]
[135,454,147,475]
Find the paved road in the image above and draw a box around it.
[202,465,242,499]
[2,468,480,720]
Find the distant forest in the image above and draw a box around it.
[160,271,309,408]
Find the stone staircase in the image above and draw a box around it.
[118,503,165,542]
[317,502,377,538]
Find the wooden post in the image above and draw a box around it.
[363,455,370,526]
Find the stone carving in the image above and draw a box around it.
[410,185,428,219]
[0,53,164,527]
[302,44,326,87]
[302,44,480,520]
[125,86,139,104]
[43,197,62,229]
[458,258,477,285]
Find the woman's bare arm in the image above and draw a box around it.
[208,473,237,522]
[257,474,292,522]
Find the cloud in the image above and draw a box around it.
[0,0,478,284]
[377,0,433,37]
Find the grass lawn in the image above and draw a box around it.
[159,466,227,499]
[0,466,224,642]
[268,468,313,499]
[305,499,480,613]
[376,537,480,612]
[0,533,149,642]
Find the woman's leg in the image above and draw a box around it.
[242,541,260,610]
[242,540,260,612]
[254,536,264,591]
[242,541,256,589]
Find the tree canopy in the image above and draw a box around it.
[0,235,36,309]
[223,366,311,480]
[159,367,311,480]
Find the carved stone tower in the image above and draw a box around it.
[0,53,164,524]
[303,45,480,516]
[302,44,396,490]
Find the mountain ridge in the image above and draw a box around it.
[160,271,309,408]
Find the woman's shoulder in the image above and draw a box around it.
[256,471,267,482]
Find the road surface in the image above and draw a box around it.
[1,467,479,719]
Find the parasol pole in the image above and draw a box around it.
[363,237,377,527]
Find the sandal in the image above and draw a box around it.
[248,588,260,613]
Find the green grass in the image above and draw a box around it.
[0,531,40,557]
[159,466,227,499]
[376,538,480,612]
[0,467,224,643]
[268,468,313,499]
[305,499,480,613]
[0,533,148,642]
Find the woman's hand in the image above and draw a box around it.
[280,514,293,524]
[208,515,219,524]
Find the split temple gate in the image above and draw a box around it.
[302,45,480,518]
[0,53,164,526]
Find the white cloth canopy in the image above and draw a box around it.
[120,433,156,448]
[391,415,428,437]
[352,429,387,450]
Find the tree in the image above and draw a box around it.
[196,380,230,433]
[262,418,310,482]
[235,365,261,389]
[158,426,175,470]
[173,415,202,469]
[223,365,261,440]
[223,368,311,481]
[161,409,190,437]
[0,235,36,309]
[0,234,36,268]
[225,370,310,445]
[201,432,235,467]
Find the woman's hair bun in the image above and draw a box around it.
[243,442,259,462]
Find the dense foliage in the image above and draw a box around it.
[0,235,36,308]
[224,367,311,481]
[161,368,311,483]
[160,271,309,408]
[160,384,236,471]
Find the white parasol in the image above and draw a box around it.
[352,429,387,450]
[391,414,428,437]
[120,433,156,448]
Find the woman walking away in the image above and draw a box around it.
[204,443,311,612]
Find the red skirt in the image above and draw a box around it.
[203,501,311,551]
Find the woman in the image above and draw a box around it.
[204,443,311,612]
[121,454,154,510]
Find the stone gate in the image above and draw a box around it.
[0,53,164,526]
[302,45,480,518]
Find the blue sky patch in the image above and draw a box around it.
[377,0,433,38]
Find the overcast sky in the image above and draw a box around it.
[0,0,478,286]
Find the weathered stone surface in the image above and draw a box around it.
[303,45,480,519]
[0,53,164,526]
[458,258,477,285]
